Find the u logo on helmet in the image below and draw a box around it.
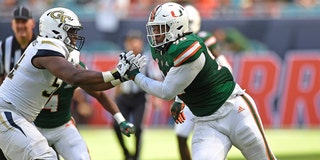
[50,10,73,23]
[170,10,183,17]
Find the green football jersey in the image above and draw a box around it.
[34,62,85,128]
[197,31,218,50]
[151,33,235,117]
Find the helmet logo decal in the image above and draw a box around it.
[170,10,183,17]
[50,10,73,23]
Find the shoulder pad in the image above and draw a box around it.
[169,34,206,67]
[38,37,69,58]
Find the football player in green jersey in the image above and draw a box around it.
[34,50,136,160]
[125,2,276,160]
[173,4,233,160]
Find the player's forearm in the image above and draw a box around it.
[37,56,104,86]
[100,99,120,116]
[134,55,204,100]
[70,69,124,87]
[68,71,102,86]
[87,90,120,115]
[87,90,128,126]
[134,73,175,100]
[79,82,115,91]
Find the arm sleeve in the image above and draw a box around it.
[134,53,205,100]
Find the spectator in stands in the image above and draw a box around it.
[281,0,320,18]
[95,0,130,32]
[193,0,219,17]
[0,0,18,19]
[20,0,53,18]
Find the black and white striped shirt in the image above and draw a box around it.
[0,34,36,76]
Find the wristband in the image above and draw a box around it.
[114,112,126,124]
[111,69,121,79]
[102,71,115,83]
[110,79,122,86]
[102,68,123,83]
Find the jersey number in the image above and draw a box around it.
[7,54,26,79]
[42,77,62,98]
[7,52,62,99]
[173,37,187,45]
[44,94,59,112]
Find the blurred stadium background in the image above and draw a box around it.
[1,0,320,159]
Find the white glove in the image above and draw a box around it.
[102,51,136,83]
[133,54,147,70]
[117,51,135,76]
[123,51,135,64]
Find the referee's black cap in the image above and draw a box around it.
[13,6,32,20]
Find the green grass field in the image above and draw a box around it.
[79,126,320,160]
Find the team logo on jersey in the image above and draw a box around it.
[238,106,245,113]
[50,10,73,23]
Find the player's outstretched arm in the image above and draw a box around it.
[129,54,205,100]
[84,89,135,137]
[33,51,133,88]
[84,89,120,115]
[34,55,107,85]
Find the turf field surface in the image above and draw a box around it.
[79,127,320,160]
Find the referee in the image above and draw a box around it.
[0,6,36,84]
[0,6,36,159]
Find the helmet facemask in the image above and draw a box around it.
[64,25,85,51]
[146,23,169,48]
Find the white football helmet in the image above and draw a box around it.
[146,2,189,48]
[184,5,201,34]
[39,7,85,51]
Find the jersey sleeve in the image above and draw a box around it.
[170,35,206,67]
[36,38,68,58]
[197,31,218,50]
